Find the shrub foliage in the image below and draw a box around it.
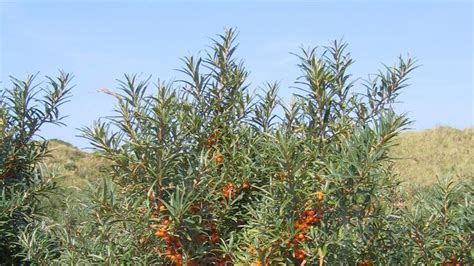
[0,72,73,263]
[1,30,472,265]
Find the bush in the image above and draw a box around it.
[0,72,72,263]
[399,176,473,264]
[3,29,471,265]
[72,28,471,265]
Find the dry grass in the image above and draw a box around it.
[43,139,107,189]
[391,126,473,187]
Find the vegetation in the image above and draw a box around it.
[0,72,73,263]
[44,140,107,189]
[1,29,472,265]
[44,127,474,191]
[392,126,474,188]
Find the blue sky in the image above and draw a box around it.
[1,0,472,148]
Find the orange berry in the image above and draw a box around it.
[155,228,167,238]
[294,221,302,229]
[211,233,219,243]
[304,209,315,217]
[296,233,306,241]
[314,191,324,202]
[207,139,213,147]
[159,204,166,211]
[242,180,250,189]
[215,154,223,165]
[276,173,286,180]
[7,155,16,162]
[170,254,182,265]
[295,249,305,260]
[248,247,256,254]
[223,189,230,198]
[311,216,319,224]
[162,217,170,225]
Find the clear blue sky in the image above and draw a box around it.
[1,0,472,148]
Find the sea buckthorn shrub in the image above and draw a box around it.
[398,176,473,264]
[53,29,471,265]
[0,73,72,264]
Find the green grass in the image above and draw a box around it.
[44,126,473,189]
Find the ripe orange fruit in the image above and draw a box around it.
[159,204,166,211]
[295,249,305,260]
[207,139,213,147]
[242,180,250,190]
[211,233,219,243]
[169,254,183,265]
[248,247,256,254]
[294,221,302,229]
[304,209,315,217]
[314,191,324,202]
[207,131,218,147]
[223,189,230,198]
[310,216,319,224]
[155,228,167,237]
[296,233,306,241]
[215,154,223,165]
[276,173,286,180]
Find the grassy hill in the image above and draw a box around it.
[391,126,473,187]
[44,126,473,189]
[44,139,107,189]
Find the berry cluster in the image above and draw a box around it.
[207,130,219,148]
[222,181,252,201]
[152,214,184,265]
[290,192,325,263]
